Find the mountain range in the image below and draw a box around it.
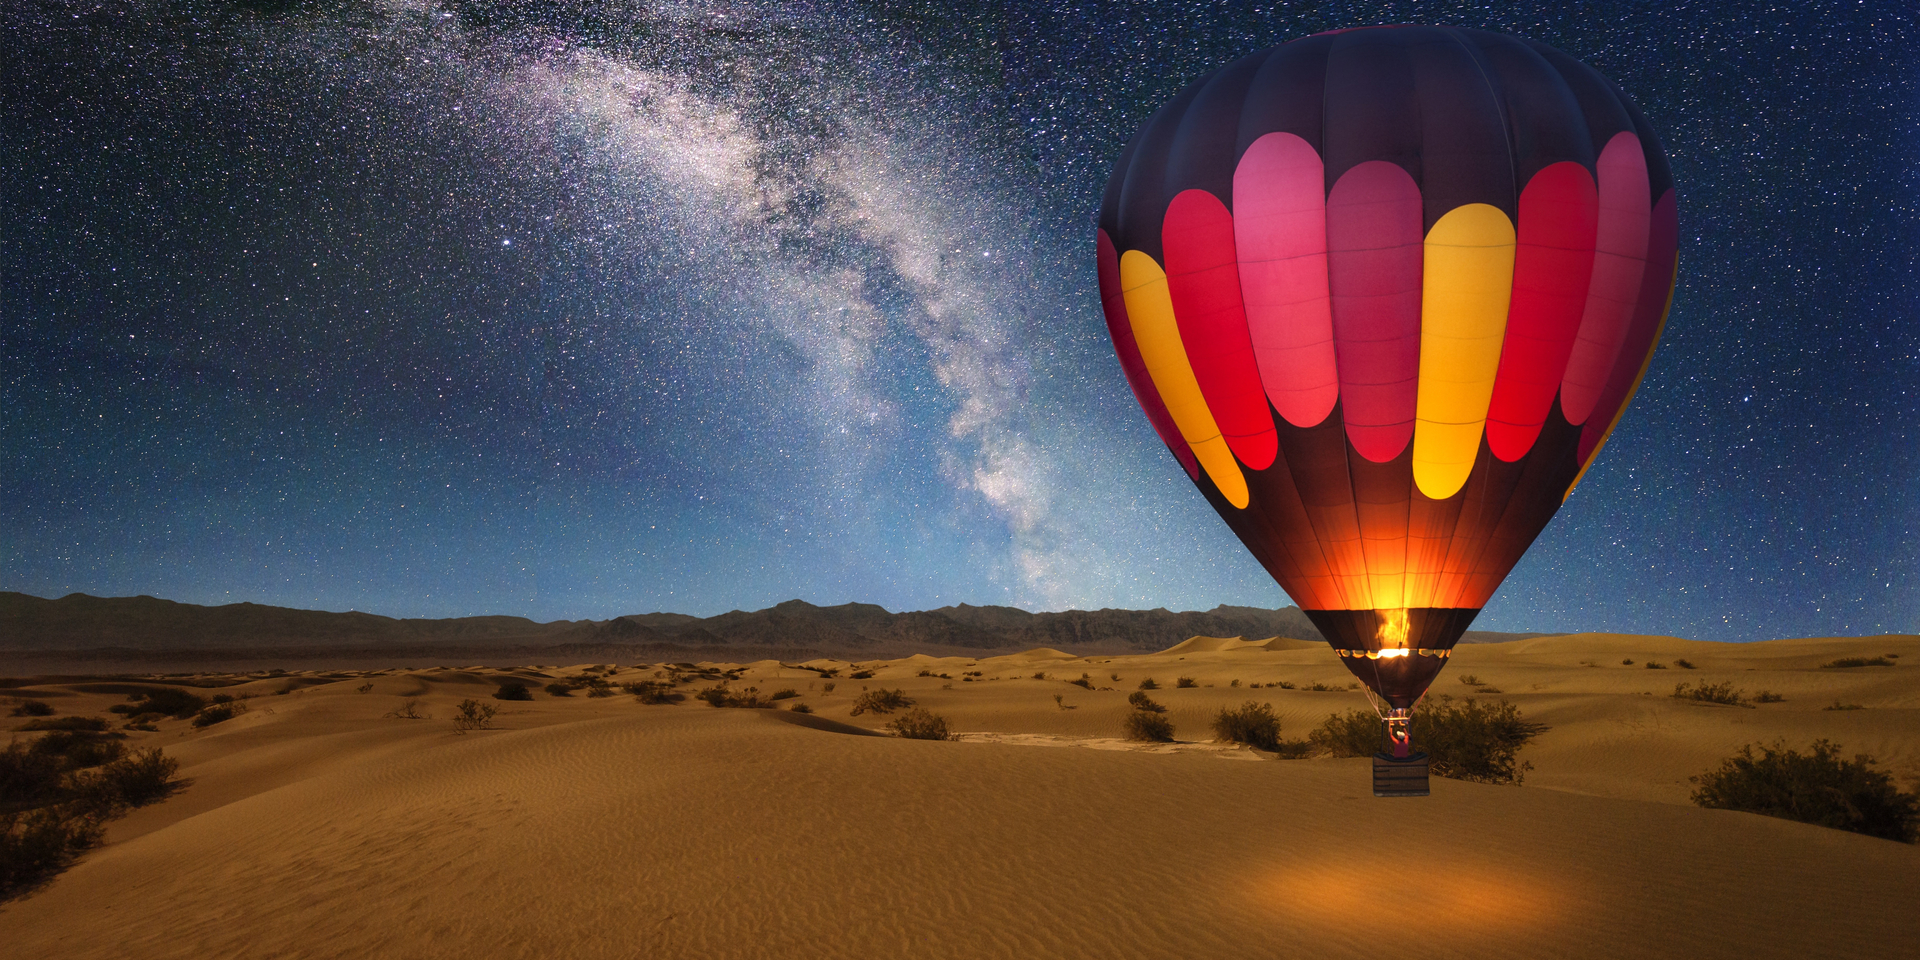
[0,591,1546,666]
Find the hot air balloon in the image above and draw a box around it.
[1096,26,1676,791]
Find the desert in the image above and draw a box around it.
[4,631,1917,960]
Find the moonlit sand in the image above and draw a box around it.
[4,633,1917,959]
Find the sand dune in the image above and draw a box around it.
[2,634,1917,958]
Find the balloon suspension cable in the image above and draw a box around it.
[1361,686,1420,759]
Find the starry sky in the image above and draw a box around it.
[4,0,1914,641]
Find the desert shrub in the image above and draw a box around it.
[769,688,800,701]
[1230,679,1241,688]
[191,700,247,729]
[493,681,534,701]
[355,681,374,694]
[75,748,182,809]
[1753,690,1786,703]
[1068,677,1093,690]
[1271,739,1317,759]
[0,741,67,805]
[886,708,956,741]
[849,689,914,716]
[544,682,573,697]
[1123,710,1175,742]
[1674,659,1697,669]
[1690,740,1919,843]
[848,670,875,680]
[585,681,615,698]
[1308,709,1385,757]
[8,701,54,718]
[385,698,429,720]
[1137,678,1159,691]
[696,685,776,709]
[1,807,104,901]
[1176,677,1198,689]
[1274,681,1296,690]
[789,702,813,714]
[120,688,206,719]
[1303,682,1339,692]
[17,717,108,733]
[1127,692,1166,713]
[916,669,935,677]
[1308,698,1546,783]
[1053,694,1066,709]
[1,743,184,901]
[1414,697,1548,784]
[1031,672,1049,680]
[30,732,126,769]
[624,681,683,705]
[1824,701,1865,711]
[967,671,984,678]
[1458,675,1482,686]
[821,682,836,694]
[1673,681,1751,707]
[452,699,497,733]
[1645,661,1668,669]
[1622,659,1635,665]
[1823,657,1895,669]
[1211,701,1282,751]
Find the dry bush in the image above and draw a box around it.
[1674,658,1697,669]
[1137,678,1159,691]
[1308,697,1546,784]
[848,670,875,680]
[788,702,813,714]
[385,698,429,720]
[1068,677,1093,689]
[30,732,126,769]
[1823,656,1896,669]
[1123,710,1175,742]
[1645,661,1668,669]
[1308,709,1384,757]
[108,688,206,720]
[493,681,534,702]
[1,744,182,901]
[1127,692,1166,713]
[544,682,574,697]
[452,699,497,733]
[1753,690,1786,703]
[1691,740,1918,843]
[1824,701,1865,711]
[1211,701,1282,751]
[1411,697,1547,784]
[1673,681,1751,707]
[191,700,248,729]
[1175,677,1198,688]
[768,688,800,701]
[696,685,777,709]
[849,689,914,716]
[886,708,956,741]
[8,701,54,718]
[1458,675,1482,686]
[624,681,684,705]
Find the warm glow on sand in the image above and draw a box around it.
[1247,859,1567,931]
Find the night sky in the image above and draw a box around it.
[4,1,1914,642]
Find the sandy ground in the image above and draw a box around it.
[3,632,1918,959]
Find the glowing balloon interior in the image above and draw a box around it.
[1097,26,1675,715]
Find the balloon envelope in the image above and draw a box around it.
[1097,26,1676,709]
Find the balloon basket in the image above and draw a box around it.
[1372,751,1430,798]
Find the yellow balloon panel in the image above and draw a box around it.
[1414,204,1516,500]
[1119,249,1250,509]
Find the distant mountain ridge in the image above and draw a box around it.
[0,592,1548,664]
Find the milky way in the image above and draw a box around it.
[4,1,1915,641]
